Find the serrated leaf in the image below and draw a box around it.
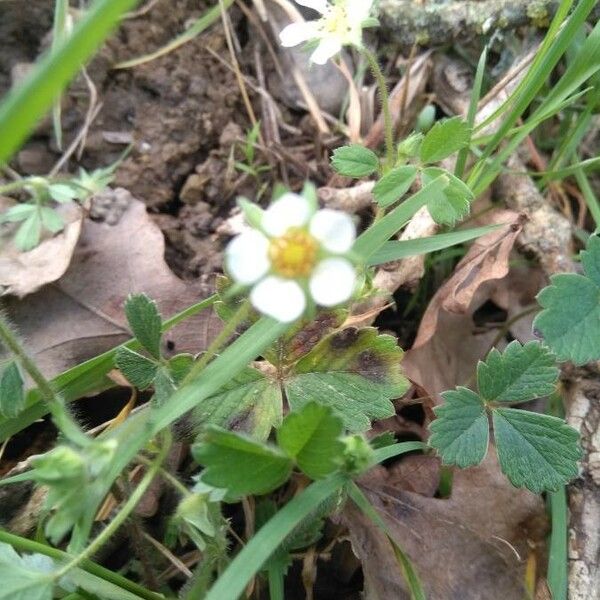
[0,361,25,418]
[39,207,64,233]
[492,408,581,493]
[192,427,293,498]
[14,213,42,251]
[285,327,408,432]
[0,203,36,222]
[277,402,344,479]
[115,346,157,389]
[124,293,162,359]
[429,387,489,468]
[419,116,471,163]
[153,366,177,405]
[372,165,417,207]
[477,341,559,404]
[190,366,282,441]
[331,145,379,178]
[0,543,54,600]
[422,167,473,225]
[534,236,600,364]
[168,353,195,384]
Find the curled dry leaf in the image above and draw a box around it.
[0,198,84,298]
[3,197,221,380]
[413,210,524,349]
[342,453,546,600]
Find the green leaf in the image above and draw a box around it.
[153,366,177,405]
[192,427,293,498]
[492,408,581,493]
[277,402,344,479]
[372,165,417,208]
[285,328,409,432]
[48,183,78,203]
[422,167,473,225]
[190,366,282,441]
[115,347,158,390]
[124,294,162,359]
[237,197,265,230]
[534,235,600,364]
[0,542,54,600]
[0,362,25,418]
[419,116,471,163]
[429,387,489,468]
[477,341,559,404]
[331,145,379,178]
[14,213,42,251]
[0,203,36,223]
[167,353,195,385]
[39,207,64,234]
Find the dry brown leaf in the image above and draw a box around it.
[0,199,83,298]
[342,453,547,600]
[413,210,524,349]
[3,198,221,379]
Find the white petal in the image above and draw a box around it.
[225,230,270,285]
[295,0,328,14]
[309,258,356,306]
[309,209,356,253]
[250,276,306,322]
[347,0,373,20]
[310,37,342,65]
[279,22,316,47]
[262,193,312,237]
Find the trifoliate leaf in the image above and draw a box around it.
[285,328,408,432]
[192,427,293,498]
[0,542,54,600]
[419,116,471,163]
[0,203,36,222]
[331,145,379,178]
[492,408,581,493]
[189,366,282,441]
[422,167,473,225]
[115,346,157,389]
[277,402,344,479]
[0,361,24,418]
[39,207,64,234]
[372,165,417,207]
[124,293,162,359]
[429,387,489,468]
[477,341,559,404]
[534,235,600,364]
[14,213,42,251]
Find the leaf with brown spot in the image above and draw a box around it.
[285,327,409,432]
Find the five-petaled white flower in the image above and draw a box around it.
[226,192,357,323]
[279,0,376,65]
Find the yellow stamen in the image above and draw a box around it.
[269,229,318,278]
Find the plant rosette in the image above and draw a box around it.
[279,0,377,65]
[225,190,359,323]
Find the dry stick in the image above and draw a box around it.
[218,0,261,137]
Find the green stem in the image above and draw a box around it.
[182,300,252,384]
[57,430,171,578]
[363,47,394,169]
[0,314,89,447]
[0,530,165,600]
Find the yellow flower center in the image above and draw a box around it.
[322,5,351,37]
[269,229,318,278]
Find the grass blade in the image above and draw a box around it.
[547,487,568,600]
[0,0,140,163]
[367,224,501,266]
[354,175,448,259]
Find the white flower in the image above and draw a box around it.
[226,192,357,322]
[279,0,376,65]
